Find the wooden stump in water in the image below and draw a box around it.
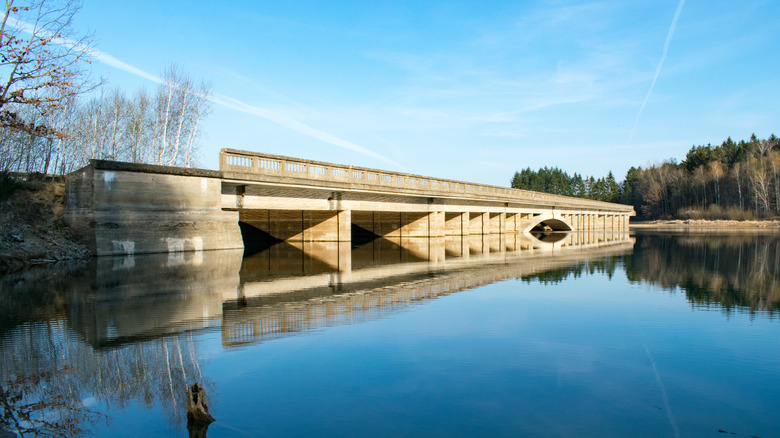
[187,383,215,426]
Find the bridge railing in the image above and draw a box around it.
[220,148,634,212]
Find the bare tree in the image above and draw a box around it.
[105,87,126,160]
[0,59,211,173]
[0,0,94,133]
[151,65,211,166]
[709,161,723,205]
[733,162,744,210]
[125,88,149,164]
[182,80,210,167]
[748,158,771,213]
[769,151,780,214]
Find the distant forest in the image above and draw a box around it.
[511,133,779,220]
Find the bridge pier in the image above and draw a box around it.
[506,213,518,233]
[445,212,470,236]
[489,212,505,234]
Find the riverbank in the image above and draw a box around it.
[0,180,91,275]
[631,219,780,231]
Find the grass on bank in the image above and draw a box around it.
[676,204,765,221]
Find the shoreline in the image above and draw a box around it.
[630,219,780,230]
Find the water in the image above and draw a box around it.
[1,231,779,437]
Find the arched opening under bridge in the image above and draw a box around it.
[521,213,574,233]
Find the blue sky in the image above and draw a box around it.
[73,0,778,186]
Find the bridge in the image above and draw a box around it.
[65,148,635,256]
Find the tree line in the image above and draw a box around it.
[511,167,621,203]
[0,67,212,175]
[512,133,779,219]
[0,1,211,176]
[623,134,779,219]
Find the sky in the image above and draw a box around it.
[67,0,779,186]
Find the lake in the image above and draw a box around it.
[1,230,779,437]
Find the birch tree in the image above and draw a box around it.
[152,65,211,166]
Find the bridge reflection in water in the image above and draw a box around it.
[45,231,632,351]
[223,231,633,347]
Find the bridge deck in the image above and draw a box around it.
[220,149,635,214]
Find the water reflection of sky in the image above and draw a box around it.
[2,232,780,437]
[198,269,779,437]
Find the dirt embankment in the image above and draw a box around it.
[0,181,91,274]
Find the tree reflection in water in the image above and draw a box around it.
[491,231,780,316]
[0,315,208,436]
[0,251,231,437]
[626,231,780,315]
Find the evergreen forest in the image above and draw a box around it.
[511,134,780,220]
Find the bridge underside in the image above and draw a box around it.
[224,182,628,245]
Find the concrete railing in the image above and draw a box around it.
[220,148,634,213]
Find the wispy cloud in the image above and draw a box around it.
[6,17,400,168]
[6,16,166,83]
[89,51,164,84]
[629,0,686,141]
[211,94,401,167]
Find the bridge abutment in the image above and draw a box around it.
[65,161,244,256]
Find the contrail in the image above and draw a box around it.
[211,94,401,167]
[6,17,401,168]
[645,345,681,438]
[629,0,686,141]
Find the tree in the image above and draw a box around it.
[620,166,641,206]
[708,160,723,205]
[151,65,211,166]
[682,144,712,171]
[571,173,586,197]
[733,161,744,210]
[0,0,93,134]
[605,171,619,202]
[746,157,770,213]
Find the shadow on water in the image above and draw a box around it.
[237,221,280,257]
[531,230,570,243]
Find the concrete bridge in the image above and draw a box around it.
[65,148,635,256]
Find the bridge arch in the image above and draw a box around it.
[521,212,574,233]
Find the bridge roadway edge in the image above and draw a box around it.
[64,154,635,256]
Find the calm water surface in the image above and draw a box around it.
[1,231,779,437]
